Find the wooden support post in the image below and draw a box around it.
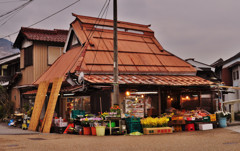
[231,103,235,123]
[28,81,49,131]
[158,88,161,115]
[42,77,63,133]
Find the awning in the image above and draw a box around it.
[84,75,213,86]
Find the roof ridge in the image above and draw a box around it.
[72,13,151,28]
[21,27,68,34]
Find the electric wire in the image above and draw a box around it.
[88,0,110,75]
[0,0,32,18]
[67,0,110,73]
[0,0,81,39]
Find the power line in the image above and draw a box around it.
[0,0,81,39]
[68,0,110,73]
[0,0,28,4]
[0,0,32,18]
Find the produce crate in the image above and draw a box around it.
[203,116,210,122]
[71,110,85,119]
[143,127,172,135]
[210,114,216,122]
[174,125,182,132]
[125,117,141,124]
[125,118,142,133]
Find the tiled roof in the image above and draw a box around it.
[34,14,199,85]
[13,27,68,48]
[84,75,213,86]
[21,27,68,43]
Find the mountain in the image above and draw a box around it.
[0,38,19,59]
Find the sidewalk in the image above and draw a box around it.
[0,122,39,135]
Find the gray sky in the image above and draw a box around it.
[0,0,239,64]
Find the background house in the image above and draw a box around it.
[186,58,219,82]
[215,52,240,113]
[12,27,68,110]
[0,38,20,93]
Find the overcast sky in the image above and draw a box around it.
[0,0,239,64]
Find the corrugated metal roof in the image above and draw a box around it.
[84,75,213,86]
[0,53,20,65]
[34,14,198,85]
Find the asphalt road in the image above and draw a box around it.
[0,123,240,151]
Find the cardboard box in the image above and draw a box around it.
[199,123,213,130]
[143,127,173,135]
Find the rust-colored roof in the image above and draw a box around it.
[13,27,68,48]
[34,14,197,85]
[84,75,213,86]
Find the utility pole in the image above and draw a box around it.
[113,0,119,105]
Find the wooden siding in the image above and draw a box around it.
[20,49,24,69]
[19,66,34,85]
[33,42,48,82]
[10,87,21,109]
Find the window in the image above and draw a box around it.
[66,96,91,113]
[48,46,63,65]
[233,71,236,80]
[237,71,239,80]
[24,45,33,67]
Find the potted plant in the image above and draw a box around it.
[81,118,91,135]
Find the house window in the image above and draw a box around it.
[48,46,63,65]
[24,45,33,67]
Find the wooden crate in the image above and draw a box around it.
[143,127,173,135]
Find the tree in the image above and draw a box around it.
[0,85,14,119]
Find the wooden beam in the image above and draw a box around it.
[158,87,161,115]
[42,77,63,133]
[28,81,49,131]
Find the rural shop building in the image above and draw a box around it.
[33,14,214,119]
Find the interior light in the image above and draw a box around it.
[126,91,130,96]
[168,95,170,99]
[186,96,190,100]
[141,95,144,98]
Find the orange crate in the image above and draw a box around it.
[210,114,216,121]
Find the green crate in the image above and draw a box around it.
[71,110,85,119]
[125,117,141,124]
[203,116,210,122]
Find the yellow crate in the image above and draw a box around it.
[210,114,216,121]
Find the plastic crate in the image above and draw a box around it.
[125,118,141,124]
[210,114,216,122]
[203,116,210,122]
[71,110,85,119]
[125,118,142,133]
